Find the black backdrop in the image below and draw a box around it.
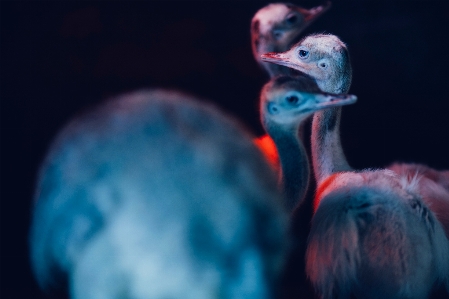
[1,1,449,298]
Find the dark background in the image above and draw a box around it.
[1,1,449,298]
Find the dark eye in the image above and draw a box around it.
[298,50,309,59]
[273,30,282,39]
[267,102,279,114]
[286,14,298,24]
[286,95,299,105]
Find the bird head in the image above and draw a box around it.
[261,34,352,94]
[261,75,357,131]
[251,2,331,76]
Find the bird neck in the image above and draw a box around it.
[316,78,346,95]
[266,123,309,210]
[311,107,351,184]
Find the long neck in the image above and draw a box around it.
[311,72,352,184]
[311,107,351,184]
[267,124,309,210]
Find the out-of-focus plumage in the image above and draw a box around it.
[29,90,288,299]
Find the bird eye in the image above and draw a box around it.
[286,95,299,105]
[286,14,298,25]
[298,50,309,59]
[273,30,282,39]
[267,102,279,114]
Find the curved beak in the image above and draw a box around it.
[313,93,357,110]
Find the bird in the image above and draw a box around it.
[259,75,357,299]
[251,1,331,78]
[262,32,449,241]
[251,2,331,172]
[259,75,357,211]
[29,89,289,299]
[262,33,449,299]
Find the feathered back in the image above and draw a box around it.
[308,169,449,299]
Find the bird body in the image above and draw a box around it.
[262,34,449,298]
[29,90,288,299]
[309,168,449,299]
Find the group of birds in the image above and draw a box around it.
[29,2,449,299]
